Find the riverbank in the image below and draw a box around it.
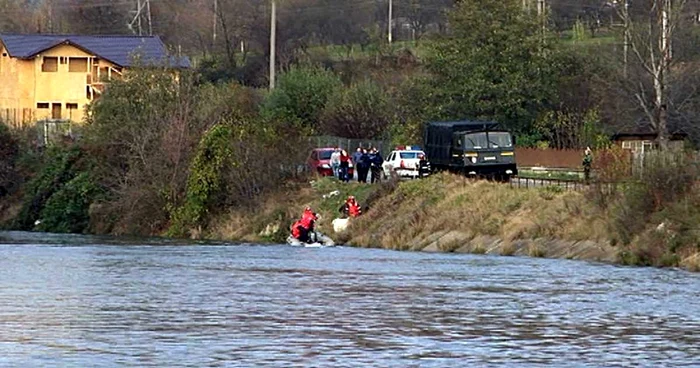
[206,172,700,272]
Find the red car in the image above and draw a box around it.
[307,148,354,177]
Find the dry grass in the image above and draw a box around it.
[500,241,517,256]
[204,171,700,271]
[680,253,700,272]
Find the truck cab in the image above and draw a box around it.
[425,120,517,179]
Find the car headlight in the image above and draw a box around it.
[470,157,477,164]
[321,164,331,169]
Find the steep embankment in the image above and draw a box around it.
[207,172,700,271]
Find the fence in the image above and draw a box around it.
[1,108,35,128]
[36,119,74,146]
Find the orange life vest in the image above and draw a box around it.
[300,210,316,230]
[291,220,304,239]
[348,201,361,217]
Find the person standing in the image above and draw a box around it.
[352,147,363,181]
[357,148,370,183]
[330,147,341,179]
[338,149,350,182]
[369,147,384,183]
[582,147,593,184]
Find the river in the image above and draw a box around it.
[1,231,698,367]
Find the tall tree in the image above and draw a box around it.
[422,0,557,131]
[620,0,689,149]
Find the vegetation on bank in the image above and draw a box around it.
[0,0,699,273]
[206,170,700,272]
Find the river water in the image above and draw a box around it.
[1,231,699,367]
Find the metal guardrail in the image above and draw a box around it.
[510,176,587,191]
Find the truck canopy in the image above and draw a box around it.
[424,120,502,164]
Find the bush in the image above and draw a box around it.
[320,80,391,139]
[15,144,98,232]
[35,172,102,233]
[0,122,20,197]
[261,66,342,133]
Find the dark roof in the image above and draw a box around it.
[611,119,687,139]
[0,34,190,68]
[427,120,503,132]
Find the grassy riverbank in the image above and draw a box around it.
[206,172,700,272]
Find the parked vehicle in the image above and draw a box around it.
[382,146,429,179]
[307,148,354,177]
[424,120,517,179]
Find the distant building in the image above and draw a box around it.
[0,34,189,127]
[612,122,687,153]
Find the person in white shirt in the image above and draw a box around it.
[330,147,341,179]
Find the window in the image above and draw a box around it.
[318,150,333,160]
[67,103,79,120]
[52,103,62,119]
[37,102,50,109]
[42,57,58,72]
[460,132,489,150]
[69,57,88,72]
[399,152,420,159]
[487,132,513,148]
[621,141,631,149]
[60,57,67,65]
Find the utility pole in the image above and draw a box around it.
[213,0,218,44]
[146,0,152,36]
[537,0,546,41]
[270,0,277,90]
[623,0,629,77]
[137,0,142,35]
[388,0,393,44]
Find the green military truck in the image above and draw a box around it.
[424,120,517,179]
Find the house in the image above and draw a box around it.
[612,122,687,153]
[0,34,189,127]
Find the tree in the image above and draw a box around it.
[620,0,689,149]
[261,66,342,133]
[57,0,132,34]
[321,81,391,139]
[421,0,557,132]
[394,0,453,40]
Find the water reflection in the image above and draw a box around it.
[1,232,699,367]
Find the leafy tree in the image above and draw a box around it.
[321,81,391,139]
[261,66,342,133]
[0,122,20,197]
[421,0,558,133]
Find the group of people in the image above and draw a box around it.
[289,195,364,244]
[330,146,384,183]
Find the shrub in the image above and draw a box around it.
[0,122,20,197]
[36,172,102,233]
[320,80,391,139]
[168,123,234,237]
[261,66,342,133]
[15,144,98,232]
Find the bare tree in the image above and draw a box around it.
[621,0,689,149]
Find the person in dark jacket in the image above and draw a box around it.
[369,147,384,183]
[351,147,363,181]
[418,153,431,178]
[356,148,370,183]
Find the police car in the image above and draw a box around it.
[382,146,430,179]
